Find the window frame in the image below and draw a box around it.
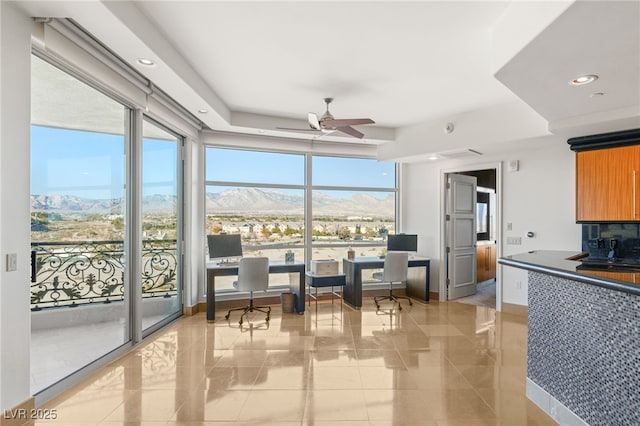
[204,145,399,292]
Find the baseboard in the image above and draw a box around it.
[1,396,35,426]
[526,378,588,426]
[183,304,201,316]
[501,302,528,317]
[216,295,283,311]
[191,288,437,318]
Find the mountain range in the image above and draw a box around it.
[31,188,394,218]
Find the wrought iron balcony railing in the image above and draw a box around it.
[30,240,177,310]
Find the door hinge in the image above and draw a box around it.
[446,247,451,253]
[445,214,451,221]
[446,182,451,189]
[446,278,450,285]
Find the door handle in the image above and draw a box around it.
[634,170,637,219]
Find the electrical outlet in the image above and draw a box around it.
[6,253,17,272]
[506,236,522,245]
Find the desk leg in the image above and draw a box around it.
[406,264,430,303]
[207,269,216,322]
[425,263,430,301]
[343,260,362,309]
[291,270,305,314]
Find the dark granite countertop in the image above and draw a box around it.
[499,250,640,296]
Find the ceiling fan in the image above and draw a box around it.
[278,98,375,139]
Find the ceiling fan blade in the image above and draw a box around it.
[276,127,321,132]
[321,118,374,127]
[336,126,365,139]
[311,130,337,141]
[308,112,321,130]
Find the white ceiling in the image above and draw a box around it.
[12,0,640,148]
[135,0,515,127]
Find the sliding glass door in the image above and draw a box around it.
[30,54,185,396]
[30,54,131,393]
[141,118,183,332]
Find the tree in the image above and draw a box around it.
[261,227,272,238]
[284,226,299,236]
[339,227,351,240]
[111,216,124,231]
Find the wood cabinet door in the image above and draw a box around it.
[476,245,487,282]
[476,244,496,282]
[487,244,496,278]
[576,145,640,221]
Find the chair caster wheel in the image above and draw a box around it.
[224,315,230,320]
[398,305,402,311]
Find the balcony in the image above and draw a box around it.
[30,239,179,393]
[30,239,178,310]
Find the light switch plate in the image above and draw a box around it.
[506,236,522,245]
[6,253,17,271]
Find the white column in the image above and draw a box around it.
[0,2,34,410]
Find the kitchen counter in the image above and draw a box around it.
[499,249,640,296]
[499,250,639,425]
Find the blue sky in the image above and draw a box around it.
[32,125,177,199]
[31,126,396,200]
[205,147,396,197]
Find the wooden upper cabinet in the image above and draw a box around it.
[576,145,640,221]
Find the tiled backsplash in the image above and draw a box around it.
[581,223,640,259]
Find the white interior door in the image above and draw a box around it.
[446,173,477,300]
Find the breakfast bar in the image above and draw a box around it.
[499,250,639,426]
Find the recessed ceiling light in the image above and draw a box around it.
[197,109,208,114]
[428,155,439,161]
[590,92,605,98]
[136,58,155,66]
[569,74,598,86]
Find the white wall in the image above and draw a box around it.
[0,1,33,410]
[403,135,581,306]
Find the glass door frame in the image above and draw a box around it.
[140,114,185,338]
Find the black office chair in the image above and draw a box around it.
[225,257,271,325]
[373,252,412,310]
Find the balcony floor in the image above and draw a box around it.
[31,314,168,393]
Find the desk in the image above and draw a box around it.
[342,256,430,309]
[206,260,305,322]
[305,272,346,307]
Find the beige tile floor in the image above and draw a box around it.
[32,297,556,426]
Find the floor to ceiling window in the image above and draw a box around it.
[29,53,186,396]
[141,118,183,332]
[311,155,396,268]
[205,146,397,291]
[30,54,132,393]
[205,147,305,290]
